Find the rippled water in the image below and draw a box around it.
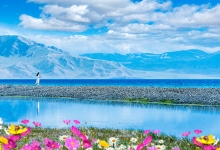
[1,97,220,138]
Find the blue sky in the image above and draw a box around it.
[0,0,220,55]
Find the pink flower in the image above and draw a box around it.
[44,138,51,145]
[78,133,87,140]
[3,139,17,150]
[63,120,71,125]
[82,139,92,149]
[137,143,145,150]
[46,140,60,149]
[30,140,41,147]
[71,126,81,135]
[202,145,216,150]
[194,129,202,134]
[65,137,80,150]
[152,130,160,134]
[30,145,41,150]
[173,147,180,150]
[143,136,153,146]
[21,127,31,137]
[73,120,80,124]
[21,144,31,150]
[33,121,41,127]
[192,137,203,147]
[91,138,97,143]
[21,119,29,124]
[143,130,150,135]
[8,135,21,142]
[182,131,190,137]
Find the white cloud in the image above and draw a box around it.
[19,14,87,32]
[3,0,218,54]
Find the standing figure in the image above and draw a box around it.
[36,72,40,86]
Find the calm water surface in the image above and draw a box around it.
[1,79,220,87]
[1,97,220,138]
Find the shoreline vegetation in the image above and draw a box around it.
[1,85,220,149]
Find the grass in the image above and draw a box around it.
[0,124,207,150]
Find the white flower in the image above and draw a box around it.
[132,145,137,149]
[130,137,138,143]
[108,137,119,146]
[59,135,69,142]
[158,139,164,144]
[86,148,93,150]
[150,142,155,146]
[0,118,3,124]
[118,144,127,149]
[155,145,162,149]
[4,128,9,135]
[95,139,100,144]
[160,145,166,150]
[106,148,114,150]
[214,138,219,145]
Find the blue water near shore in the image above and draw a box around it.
[1,97,220,138]
[1,79,220,87]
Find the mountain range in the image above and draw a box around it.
[0,35,220,79]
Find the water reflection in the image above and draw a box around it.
[0,97,220,138]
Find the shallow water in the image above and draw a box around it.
[1,97,220,138]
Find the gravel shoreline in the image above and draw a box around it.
[0,85,220,105]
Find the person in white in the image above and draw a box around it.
[36,72,40,86]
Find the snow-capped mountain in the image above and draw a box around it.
[0,35,134,79]
[0,35,220,79]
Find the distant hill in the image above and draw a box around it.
[80,50,220,75]
[0,35,220,79]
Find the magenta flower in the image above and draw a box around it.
[194,129,202,134]
[192,137,203,147]
[30,145,41,150]
[143,136,153,145]
[21,144,31,150]
[78,133,87,140]
[21,119,29,124]
[44,138,51,145]
[137,143,146,150]
[202,145,216,150]
[33,121,41,127]
[173,147,180,150]
[71,125,81,135]
[21,127,31,137]
[8,135,21,142]
[182,131,190,137]
[63,120,71,125]
[65,137,80,150]
[82,139,92,149]
[30,140,41,147]
[46,140,60,149]
[73,120,80,124]
[3,139,17,150]
[152,130,160,134]
[143,130,150,134]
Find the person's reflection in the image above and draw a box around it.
[37,101,40,114]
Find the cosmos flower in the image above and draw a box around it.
[65,137,80,150]
[7,124,27,135]
[21,119,29,125]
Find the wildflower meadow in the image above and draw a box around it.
[0,118,220,150]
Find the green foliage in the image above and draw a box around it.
[159,99,174,104]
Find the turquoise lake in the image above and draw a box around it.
[0,97,220,138]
